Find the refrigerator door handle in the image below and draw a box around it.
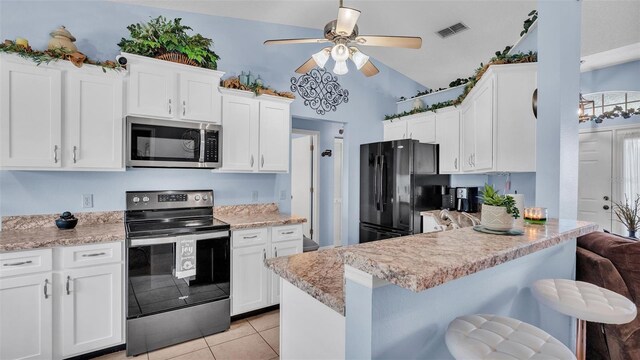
[374,155,380,211]
[379,155,385,212]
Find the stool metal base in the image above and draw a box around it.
[576,319,586,360]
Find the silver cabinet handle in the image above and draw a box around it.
[472,154,476,167]
[168,99,172,114]
[454,158,458,170]
[3,260,33,267]
[53,145,58,163]
[281,231,294,235]
[66,276,71,295]
[261,155,265,167]
[183,100,186,116]
[274,246,278,257]
[81,252,106,257]
[44,279,49,299]
[243,235,258,239]
[409,132,413,138]
[263,248,266,261]
[72,146,77,164]
[250,155,254,167]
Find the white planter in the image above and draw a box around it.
[481,204,515,231]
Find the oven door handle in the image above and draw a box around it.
[190,231,229,241]
[128,231,229,246]
[129,236,178,247]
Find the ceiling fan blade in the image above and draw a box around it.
[360,60,380,77]
[295,58,318,74]
[355,35,422,49]
[336,7,361,36]
[264,38,330,45]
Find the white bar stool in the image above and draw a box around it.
[531,279,637,360]
[445,314,575,359]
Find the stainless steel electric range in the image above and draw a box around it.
[125,190,230,356]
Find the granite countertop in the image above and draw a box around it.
[0,211,125,252]
[266,219,598,315]
[214,203,306,230]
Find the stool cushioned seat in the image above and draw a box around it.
[532,279,637,324]
[446,314,575,360]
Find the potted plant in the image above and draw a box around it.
[613,194,639,238]
[479,184,520,231]
[118,16,220,69]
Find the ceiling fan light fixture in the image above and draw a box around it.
[331,43,349,62]
[312,48,331,68]
[350,48,369,70]
[333,60,349,75]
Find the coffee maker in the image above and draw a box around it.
[456,187,479,212]
[441,187,456,210]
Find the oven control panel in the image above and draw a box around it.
[126,190,213,210]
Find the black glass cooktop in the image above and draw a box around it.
[126,217,229,238]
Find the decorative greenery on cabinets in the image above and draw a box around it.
[521,10,538,36]
[0,40,121,71]
[118,16,221,70]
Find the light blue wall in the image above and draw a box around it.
[395,86,465,114]
[345,239,577,358]
[0,1,423,244]
[510,23,538,54]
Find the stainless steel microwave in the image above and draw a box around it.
[126,117,221,169]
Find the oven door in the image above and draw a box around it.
[127,117,221,168]
[127,232,230,319]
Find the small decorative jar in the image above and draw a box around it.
[524,207,548,224]
[48,26,78,52]
[412,97,425,111]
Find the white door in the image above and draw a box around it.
[179,71,221,123]
[232,245,269,315]
[473,78,494,171]
[383,119,407,141]
[128,64,175,119]
[460,103,475,172]
[407,114,436,143]
[578,131,613,230]
[291,135,313,239]
[259,100,290,172]
[65,72,123,169]
[59,263,122,357]
[436,110,461,173]
[333,138,344,247]
[0,273,52,360]
[221,95,259,171]
[1,61,62,168]
[270,239,303,305]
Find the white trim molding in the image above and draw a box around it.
[581,42,640,73]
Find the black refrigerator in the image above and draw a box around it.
[359,139,450,243]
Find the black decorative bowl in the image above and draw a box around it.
[55,218,78,230]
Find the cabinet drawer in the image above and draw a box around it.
[58,242,122,269]
[271,225,303,243]
[0,248,52,278]
[232,228,268,248]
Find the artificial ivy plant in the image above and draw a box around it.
[118,16,220,69]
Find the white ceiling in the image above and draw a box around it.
[116,0,640,89]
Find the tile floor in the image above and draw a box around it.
[94,310,280,360]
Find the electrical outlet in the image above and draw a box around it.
[252,191,259,202]
[82,194,93,208]
[280,190,287,200]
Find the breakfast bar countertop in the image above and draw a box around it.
[266,219,598,315]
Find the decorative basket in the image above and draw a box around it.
[155,52,198,67]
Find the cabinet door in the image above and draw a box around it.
[383,120,407,141]
[58,263,122,357]
[232,245,269,315]
[407,114,436,143]
[259,100,290,172]
[128,64,175,119]
[1,61,62,168]
[473,79,494,171]
[222,95,259,171]
[65,72,123,169]
[179,71,221,123]
[0,273,52,360]
[270,239,302,305]
[436,110,461,173]
[460,103,475,172]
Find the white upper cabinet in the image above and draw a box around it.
[460,102,476,172]
[435,109,461,174]
[220,89,292,173]
[124,53,223,124]
[407,113,436,143]
[222,93,259,171]
[259,97,291,172]
[470,78,494,171]
[383,119,407,141]
[65,71,124,169]
[1,59,62,168]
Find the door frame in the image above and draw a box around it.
[291,129,320,244]
[333,137,344,247]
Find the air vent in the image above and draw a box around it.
[436,22,469,38]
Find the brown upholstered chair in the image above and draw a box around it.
[576,231,640,360]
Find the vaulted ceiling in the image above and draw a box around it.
[117,0,640,89]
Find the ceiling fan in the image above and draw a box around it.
[263,0,422,77]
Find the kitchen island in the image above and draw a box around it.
[266,219,597,359]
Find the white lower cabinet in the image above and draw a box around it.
[231,224,303,315]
